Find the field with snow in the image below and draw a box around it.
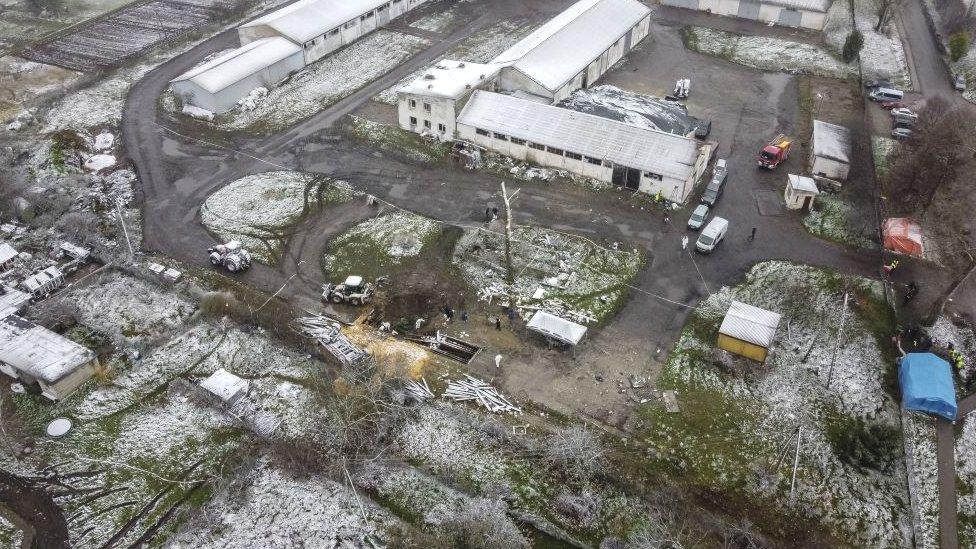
[637,261,911,546]
[322,210,443,280]
[211,30,429,134]
[346,116,451,163]
[904,411,940,549]
[957,414,976,546]
[202,171,355,264]
[823,0,911,87]
[683,27,856,80]
[803,194,876,248]
[454,224,644,325]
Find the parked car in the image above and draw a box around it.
[880,100,907,110]
[694,119,712,139]
[891,107,918,127]
[688,204,710,230]
[954,74,967,92]
[864,79,894,89]
[869,87,904,102]
[696,217,729,253]
[891,127,913,139]
[701,159,728,206]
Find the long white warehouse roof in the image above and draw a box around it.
[458,91,702,180]
[0,315,96,384]
[240,0,388,44]
[492,0,650,92]
[171,37,301,94]
[812,119,851,164]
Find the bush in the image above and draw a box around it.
[842,31,864,63]
[827,416,901,473]
[543,424,606,482]
[949,32,971,63]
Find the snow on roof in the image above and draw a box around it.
[787,174,820,194]
[241,0,387,44]
[21,266,63,293]
[200,368,250,403]
[719,301,782,348]
[458,91,702,180]
[492,0,650,92]
[171,38,301,93]
[0,242,16,265]
[0,315,96,384]
[763,0,832,13]
[812,119,851,164]
[398,60,501,99]
[0,286,30,318]
[526,311,587,345]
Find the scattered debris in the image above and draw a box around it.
[403,333,481,363]
[662,390,680,413]
[298,315,368,367]
[182,104,215,121]
[405,378,435,402]
[443,375,521,414]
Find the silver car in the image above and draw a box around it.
[891,127,912,139]
[688,204,710,230]
[955,74,967,92]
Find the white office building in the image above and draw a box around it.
[457,91,711,202]
[397,60,502,138]
[661,0,831,30]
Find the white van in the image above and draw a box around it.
[696,217,729,253]
[869,87,904,102]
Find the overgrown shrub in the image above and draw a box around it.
[842,31,864,63]
[543,424,606,482]
[827,415,901,472]
[949,32,970,62]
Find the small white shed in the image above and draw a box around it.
[199,368,250,407]
[717,301,782,362]
[784,174,819,210]
[810,120,851,183]
[526,311,588,346]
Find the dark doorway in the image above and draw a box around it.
[611,166,641,190]
[803,196,812,209]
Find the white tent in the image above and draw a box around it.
[200,368,250,406]
[526,311,588,346]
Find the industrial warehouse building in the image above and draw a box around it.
[810,119,851,183]
[170,38,304,114]
[397,0,651,138]
[0,315,100,401]
[457,91,711,202]
[173,0,428,113]
[661,0,831,30]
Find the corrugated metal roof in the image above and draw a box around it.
[241,0,388,44]
[171,37,301,93]
[812,119,851,164]
[493,0,650,92]
[719,301,782,348]
[526,311,587,345]
[0,315,96,384]
[0,286,30,319]
[764,0,832,13]
[200,368,250,402]
[458,91,701,180]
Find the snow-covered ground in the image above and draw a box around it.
[904,411,940,549]
[823,0,911,87]
[323,210,442,279]
[557,85,700,135]
[454,224,643,325]
[202,171,354,264]
[643,261,912,546]
[684,27,856,79]
[212,30,429,133]
[803,194,876,248]
[957,413,976,546]
[409,4,460,33]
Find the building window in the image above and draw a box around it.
[644,172,663,181]
[511,137,526,145]
[409,116,417,125]
[565,151,582,160]
[438,123,446,132]
[476,128,489,136]
[546,146,564,156]
[408,99,416,108]
[528,142,545,150]
[424,120,431,129]
[493,132,508,141]
[423,102,431,112]
[329,28,339,36]
[345,21,356,28]
[304,40,314,48]
[585,156,603,165]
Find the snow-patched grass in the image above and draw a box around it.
[322,210,442,280]
[0,515,23,549]
[454,225,643,325]
[903,410,940,549]
[683,26,856,80]
[202,171,355,264]
[957,414,976,546]
[824,0,911,87]
[872,135,897,180]
[212,30,429,134]
[638,261,910,546]
[347,116,451,163]
[803,194,876,249]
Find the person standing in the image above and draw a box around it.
[681,235,688,250]
[485,207,491,222]
[749,227,757,241]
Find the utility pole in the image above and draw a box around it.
[826,292,849,389]
[115,198,134,259]
[500,182,520,310]
[789,425,803,499]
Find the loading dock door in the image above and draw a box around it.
[737,0,760,19]
[664,0,700,9]
[612,165,641,190]
[777,8,802,26]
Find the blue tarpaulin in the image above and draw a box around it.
[899,353,957,420]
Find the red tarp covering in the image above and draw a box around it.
[883,218,924,257]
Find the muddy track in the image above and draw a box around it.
[0,469,69,549]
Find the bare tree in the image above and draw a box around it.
[543,424,606,482]
[500,181,519,309]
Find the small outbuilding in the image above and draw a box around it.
[661,0,831,30]
[784,174,819,210]
[526,311,588,346]
[0,242,17,270]
[899,352,957,420]
[717,301,782,362]
[0,314,100,401]
[199,368,251,407]
[883,218,924,258]
[21,266,64,297]
[397,60,501,139]
[810,120,851,183]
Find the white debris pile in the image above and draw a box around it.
[444,375,521,414]
[405,378,435,401]
[182,104,215,121]
[557,85,699,135]
[236,86,268,112]
[83,154,116,172]
[93,130,114,151]
[6,108,36,131]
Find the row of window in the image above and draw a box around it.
[303,0,405,49]
[407,99,432,112]
[472,128,664,180]
[409,116,446,132]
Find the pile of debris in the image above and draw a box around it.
[297,315,368,367]
[404,378,435,402]
[444,375,521,415]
